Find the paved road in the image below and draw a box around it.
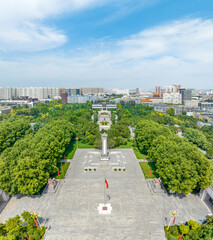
[0,149,211,240]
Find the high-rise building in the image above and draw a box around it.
[164,84,181,94]
[179,89,192,104]
[0,87,60,100]
[136,88,140,95]
[61,92,68,103]
[155,86,162,97]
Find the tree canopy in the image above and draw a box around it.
[149,135,213,194]
[0,120,31,153]
[0,120,74,196]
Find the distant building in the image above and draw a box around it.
[140,93,163,104]
[107,88,129,95]
[0,87,60,100]
[81,88,104,95]
[155,86,162,97]
[198,102,213,111]
[179,89,192,104]
[67,95,101,103]
[61,92,68,103]
[184,100,200,107]
[92,103,117,110]
[62,88,82,96]
[163,84,181,94]
[0,107,11,115]
[136,88,140,95]
[163,93,182,104]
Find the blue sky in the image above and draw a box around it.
[0,0,213,89]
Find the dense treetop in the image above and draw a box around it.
[0,120,74,195]
[0,119,31,154]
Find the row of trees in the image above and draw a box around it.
[0,211,46,240]
[183,128,212,151]
[165,216,213,240]
[135,120,213,194]
[0,120,74,196]
[0,120,31,153]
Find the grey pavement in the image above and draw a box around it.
[0,149,211,240]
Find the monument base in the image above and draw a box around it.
[101,154,110,161]
[97,203,112,215]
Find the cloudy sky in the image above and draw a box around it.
[0,0,213,89]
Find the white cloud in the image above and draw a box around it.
[1,18,213,88]
[0,0,103,51]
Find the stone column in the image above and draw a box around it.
[102,133,107,156]
[101,133,109,160]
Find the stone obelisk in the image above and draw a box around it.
[101,133,110,161]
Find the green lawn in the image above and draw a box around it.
[114,140,132,149]
[78,140,95,148]
[51,162,70,179]
[64,141,77,159]
[133,147,148,159]
[139,162,159,179]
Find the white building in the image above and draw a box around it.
[67,95,100,103]
[164,84,181,94]
[107,88,130,95]
[163,93,182,104]
[0,87,60,100]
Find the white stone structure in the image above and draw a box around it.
[0,190,9,202]
[101,133,110,160]
[97,203,112,215]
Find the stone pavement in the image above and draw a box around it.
[0,149,211,240]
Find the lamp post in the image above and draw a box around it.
[167,210,177,230]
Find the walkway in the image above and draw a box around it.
[0,149,210,240]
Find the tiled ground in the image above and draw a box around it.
[0,149,211,240]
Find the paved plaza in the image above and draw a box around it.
[0,149,211,240]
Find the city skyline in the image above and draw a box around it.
[0,0,213,88]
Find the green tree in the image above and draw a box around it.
[167,108,175,116]
[179,224,190,235]
[149,135,213,194]
[183,128,211,151]
[135,120,172,154]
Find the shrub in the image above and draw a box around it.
[169,225,180,236]
[89,168,91,171]
[119,168,121,171]
[206,215,213,225]
[114,168,117,171]
[123,169,126,171]
[179,224,189,235]
[188,219,199,230]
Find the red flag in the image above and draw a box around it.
[64,156,66,163]
[150,169,152,176]
[172,217,176,226]
[105,179,109,189]
[27,237,30,240]
[179,235,183,240]
[34,219,39,227]
[147,162,148,168]
[61,162,63,169]
[57,169,59,175]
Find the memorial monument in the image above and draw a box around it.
[101,133,110,161]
